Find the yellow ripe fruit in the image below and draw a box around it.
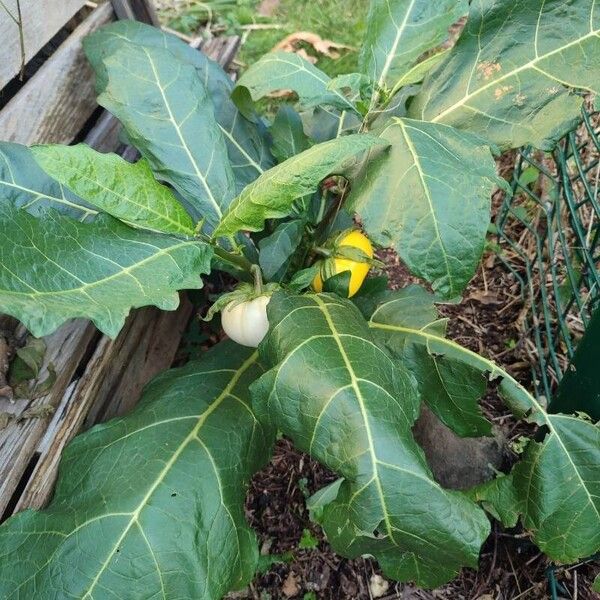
[312,230,373,297]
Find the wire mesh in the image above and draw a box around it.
[496,104,600,405]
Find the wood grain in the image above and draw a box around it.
[0,0,87,89]
[111,0,159,25]
[0,2,113,145]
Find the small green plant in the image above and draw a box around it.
[0,1,599,597]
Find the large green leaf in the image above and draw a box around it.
[84,21,273,194]
[348,118,504,298]
[85,40,235,229]
[0,342,274,599]
[360,0,466,91]
[252,292,490,588]
[410,0,600,150]
[213,134,385,238]
[367,286,600,562]
[0,206,212,338]
[32,144,195,236]
[0,142,94,220]
[234,51,358,113]
[472,416,600,563]
[358,286,492,437]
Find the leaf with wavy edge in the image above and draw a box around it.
[213,134,385,238]
[360,0,466,90]
[410,0,600,150]
[33,144,195,236]
[0,142,95,220]
[84,21,273,194]
[0,342,274,599]
[235,51,358,113]
[0,206,212,338]
[252,292,490,588]
[347,118,505,298]
[367,286,600,563]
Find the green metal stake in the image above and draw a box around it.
[550,308,600,420]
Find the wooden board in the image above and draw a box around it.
[0,0,87,89]
[0,2,113,145]
[111,0,159,25]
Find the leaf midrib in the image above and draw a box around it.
[376,0,418,88]
[313,295,398,545]
[142,48,223,219]
[81,352,258,599]
[396,119,454,292]
[430,27,600,122]
[38,153,194,235]
[0,239,203,297]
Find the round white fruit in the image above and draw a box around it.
[221,295,271,348]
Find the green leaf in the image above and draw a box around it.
[301,106,362,143]
[0,342,274,599]
[270,105,311,163]
[0,206,212,337]
[390,49,451,91]
[360,0,466,91]
[367,286,600,563]
[234,51,358,113]
[85,21,273,194]
[475,417,600,563]
[0,142,94,220]
[348,118,504,297]
[85,39,235,229]
[298,528,319,550]
[410,0,600,150]
[258,219,305,281]
[594,573,600,593]
[252,292,490,588]
[32,144,195,236]
[213,134,386,238]
[361,286,492,437]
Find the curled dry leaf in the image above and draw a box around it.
[273,31,353,59]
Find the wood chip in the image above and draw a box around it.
[281,571,300,598]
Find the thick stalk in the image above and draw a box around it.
[212,245,254,274]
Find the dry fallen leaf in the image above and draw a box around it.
[369,573,390,598]
[466,290,502,305]
[272,31,353,59]
[281,571,300,598]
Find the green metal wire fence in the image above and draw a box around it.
[496,104,600,411]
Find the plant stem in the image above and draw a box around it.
[251,264,264,294]
[212,245,254,274]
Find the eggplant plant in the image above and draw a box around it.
[0,0,599,597]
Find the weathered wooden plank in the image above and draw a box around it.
[111,0,159,25]
[0,320,98,517]
[0,0,87,89]
[0,2,113,145]
[14,298,193,512]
